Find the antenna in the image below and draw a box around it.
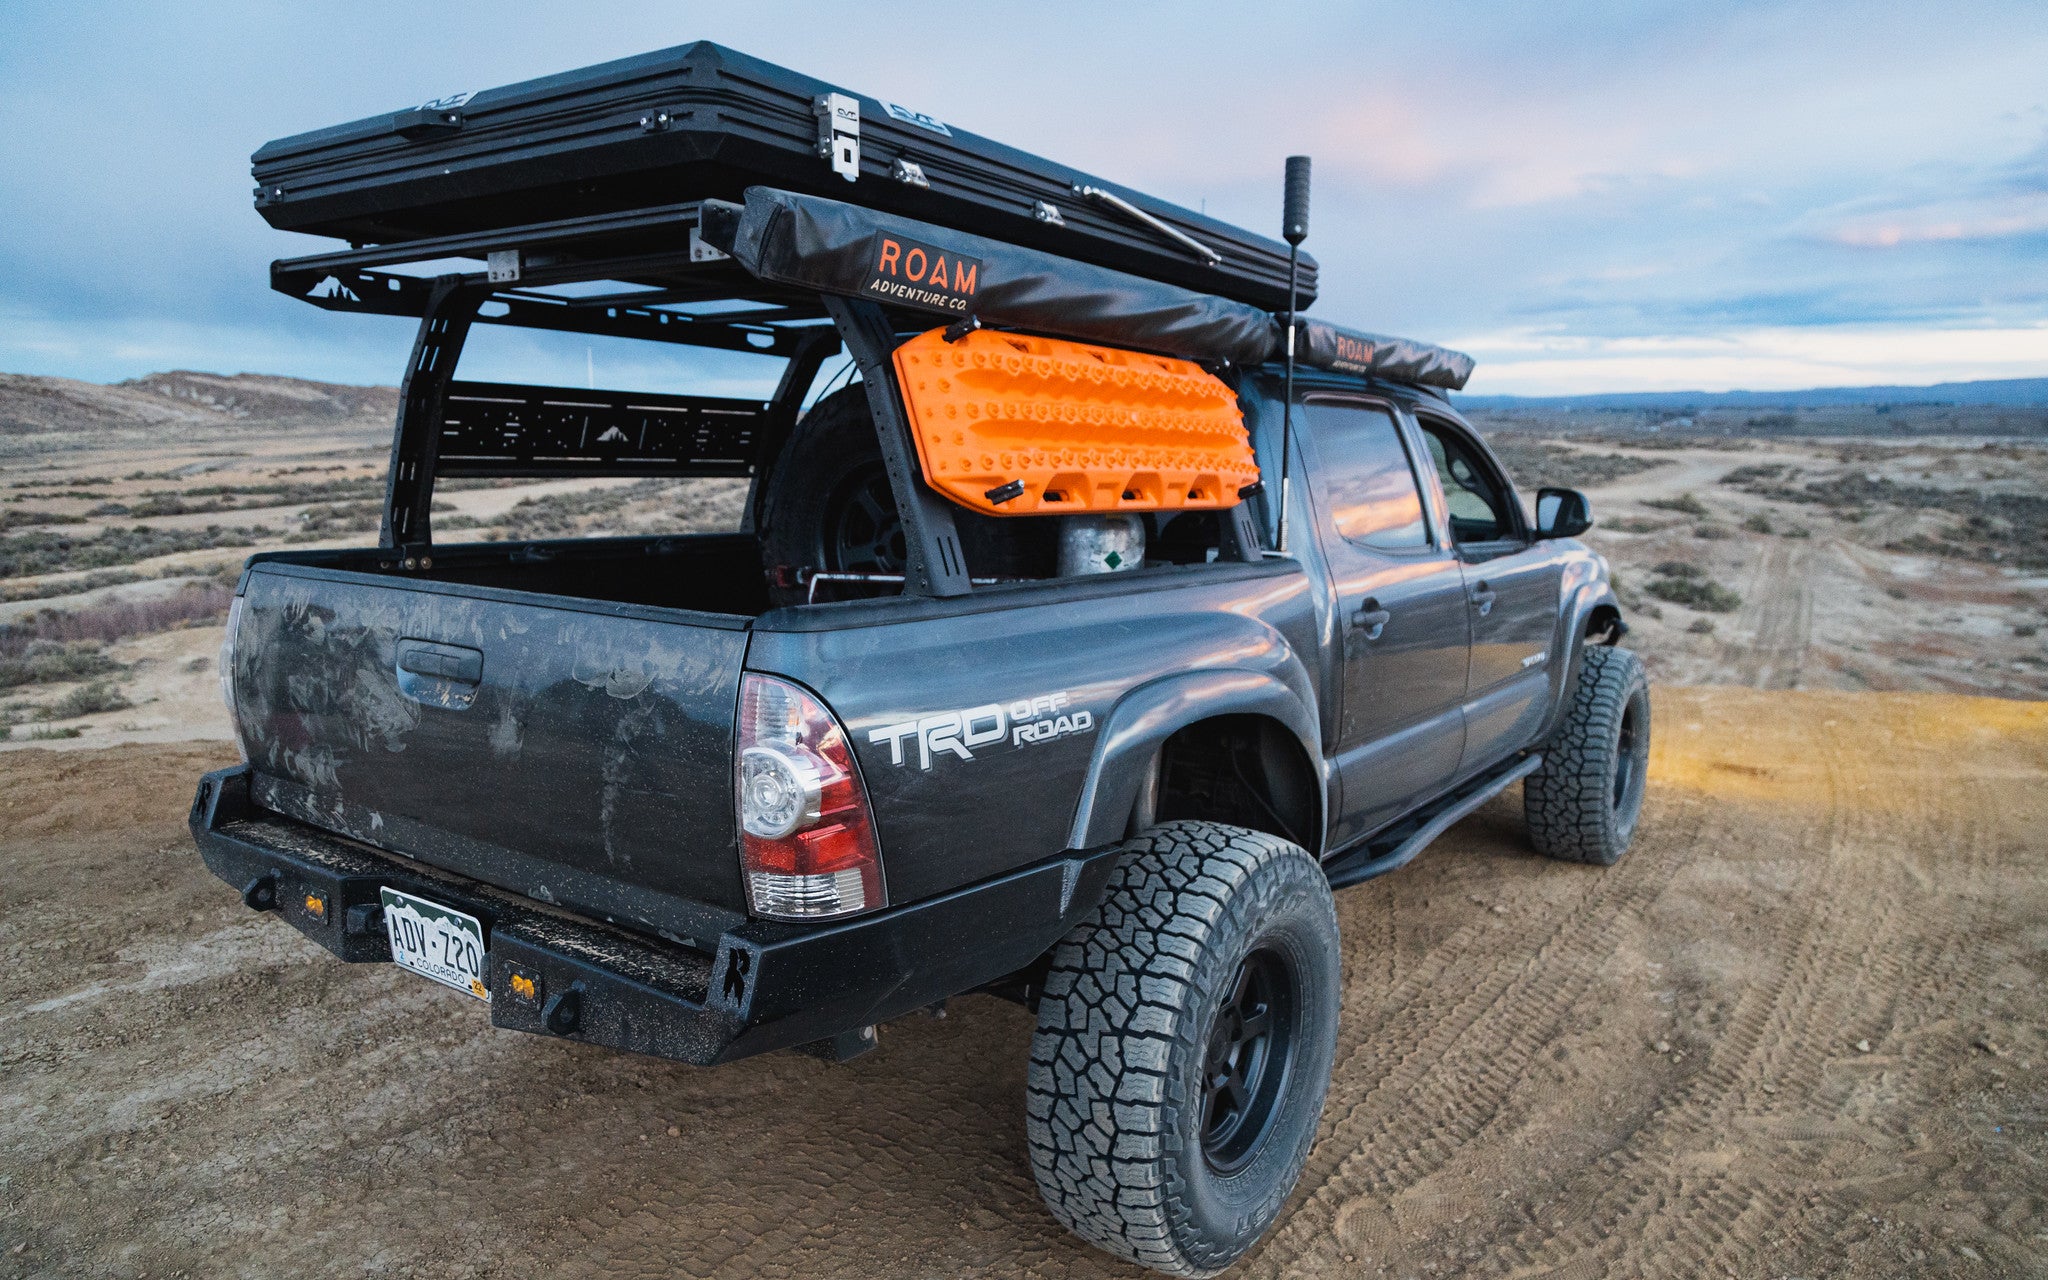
[1275,155,1309,554]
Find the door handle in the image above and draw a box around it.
[395,638,484,710]
[1470,582,1496,617]
[1350,599,1391,642]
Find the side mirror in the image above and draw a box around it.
[1535,487,1592,539]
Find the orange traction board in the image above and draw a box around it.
[891,327,1258,517]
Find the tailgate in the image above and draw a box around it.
[227,564,750,940]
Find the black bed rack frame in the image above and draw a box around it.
[271,201,1007,596]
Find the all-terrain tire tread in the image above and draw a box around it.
[1025,821,1335,1277]
[1524,645,1649,865]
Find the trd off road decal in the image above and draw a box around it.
[860,233,982,314]
[869,692,1093,770]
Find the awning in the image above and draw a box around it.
[701,187,1280,366]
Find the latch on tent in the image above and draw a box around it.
[813,93,860,181]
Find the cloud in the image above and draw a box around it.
[1458,324,2048,395]
[1829,200,2048,248]
[1,0,2046,394]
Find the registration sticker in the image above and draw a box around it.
[381,887,489,1002]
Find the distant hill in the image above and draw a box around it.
[1455,377,2048,411]
[0,371,397,444]
[118,371,396,422]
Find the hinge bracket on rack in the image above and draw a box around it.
[813,93,860,182]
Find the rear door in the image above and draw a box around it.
[1299,397,1471,846]
[228,564,752,940]
[1411,415,1563,775]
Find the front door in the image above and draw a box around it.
[1300,397,1472,847]
[1414,416,1564,775]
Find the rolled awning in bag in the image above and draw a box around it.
[701,188,1281,366]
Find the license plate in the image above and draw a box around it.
[381,887,489,1002]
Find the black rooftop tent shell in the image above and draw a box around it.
[249,41,1318,313]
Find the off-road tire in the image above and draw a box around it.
[758,386,901,607]
[1524,645,1651,865]
[1026,821,1341,1276]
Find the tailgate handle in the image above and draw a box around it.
[396,638,484,702]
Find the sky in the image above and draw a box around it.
[2,0,2045,396]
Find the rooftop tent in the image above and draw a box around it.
[250,41,1317,312]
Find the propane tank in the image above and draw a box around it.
[1058,514,1145,576]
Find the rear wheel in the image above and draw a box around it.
[1026,821,1340,1276]
[1524,645,1651,865]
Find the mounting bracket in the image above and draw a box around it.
[821,296,972,598]
[380,277,488,559]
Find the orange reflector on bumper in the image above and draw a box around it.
[891,328,1257,517]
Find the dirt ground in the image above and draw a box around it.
[3,686,2043,1279]
[5,383,2046,1275]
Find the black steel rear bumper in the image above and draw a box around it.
[188,766,1116,1065]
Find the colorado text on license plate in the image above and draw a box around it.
[380,887,489,1001]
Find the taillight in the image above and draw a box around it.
[736,674,884,920]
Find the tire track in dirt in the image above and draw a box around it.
[1480,692,1866,1278]
[1439,695,2039,1279]
[3,700,2044,1280]
[1727,538,1815,690]
[1251,745,1719,1275]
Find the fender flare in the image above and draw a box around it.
[1534,579,1625,745]
[1065,669,1324,851]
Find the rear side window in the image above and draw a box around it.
[1304,401,1429,549]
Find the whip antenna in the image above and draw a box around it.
[1275,155,1310,554]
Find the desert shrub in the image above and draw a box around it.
[292,500,384,538]
[1720,464,1787,485]
[1653,560,1700,579]
[0,642,122,690]
[0,581,231,653]
[1643,493,1708,516]
[1481,439,1669,490]
[1645,572,1742,613]
[0,525,270,578]
[1694,524,1731,540]
[1687,618,1717,635]
[0,509,85,532]
[26,725,82,740]
[1743,513,1774,534]
[38,681,132,720]
[0,569,143,603]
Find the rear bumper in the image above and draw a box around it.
[188,766,1116,1065]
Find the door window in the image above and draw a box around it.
[1419,421,1517,545]
[1304,401,1429,550]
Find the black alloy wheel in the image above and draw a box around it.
[1200,948,1297,1174]
[1612,696,1643,811]
[822,462,905,574]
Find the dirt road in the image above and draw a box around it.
[3,687,2044,1278]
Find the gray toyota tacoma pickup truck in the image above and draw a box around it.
[194,44,1644,1275]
